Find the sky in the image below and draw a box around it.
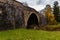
[16,0,60,11]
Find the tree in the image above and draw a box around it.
[44,4,56,24]
[53,1,60,22]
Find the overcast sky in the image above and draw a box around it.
[17,0,60,11]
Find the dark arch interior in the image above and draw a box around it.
[27,13,38,29]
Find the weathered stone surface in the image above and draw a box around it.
[0,0,41,30]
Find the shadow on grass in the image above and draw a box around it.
[0,24,60,31]
[40,26,60,31]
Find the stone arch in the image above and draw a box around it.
[27,13,39,29]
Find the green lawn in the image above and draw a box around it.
[0,28,60,40]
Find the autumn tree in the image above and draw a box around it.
[44,4,56,24]
[53,1,60,22]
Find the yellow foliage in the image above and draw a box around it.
[44,5,56,24]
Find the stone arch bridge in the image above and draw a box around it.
[0,0,42,30]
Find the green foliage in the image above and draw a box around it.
[53,1,60,22]
[54,1,58,6]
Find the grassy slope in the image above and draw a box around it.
[0,29,60,40]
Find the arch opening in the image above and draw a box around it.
[27,13,39,29]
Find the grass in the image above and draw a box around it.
[0,28,60,40]
[46,23,60,28]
